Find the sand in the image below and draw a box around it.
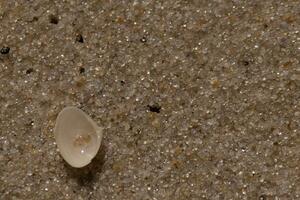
[0,1,299,199]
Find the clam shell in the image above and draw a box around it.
[54,107,103,168]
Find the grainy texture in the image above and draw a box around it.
[0,1,300,199]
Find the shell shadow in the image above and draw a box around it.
[63,143,106,187]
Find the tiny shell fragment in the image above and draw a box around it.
[54,107,103,168]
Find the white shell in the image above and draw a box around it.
[54,106,103,168]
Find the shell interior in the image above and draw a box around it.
[54,107,103,168]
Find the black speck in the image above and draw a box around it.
[49,14,59,24]
[140,36,147,43]
[79,67,85,74]
[147,103,161,113]
[31,16,38,22]
[242,60,249,66]
[76,34,84,43]
[185,52,192,58]
[26,68,34,74]
[263,23,268,28]
[120,80,125,85]
[273,141,279,146]
[1,47,10,54]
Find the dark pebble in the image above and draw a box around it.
[49,15,59,24]
[147,103,161,113]
[79,67,85,74]
[76,34,84,43]
[1,47,10,54]
[26,68,34,74]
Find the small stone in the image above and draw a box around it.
[259,195,267,200]
[147,103,161,113]
[242,60,249,66]
[31,16,39,22]
[120,80,125,85]
[211,79,220,88]
[76,34,84,43]
[79,67,85,74]
[26,68,34,74]
[49,14,59,24]
[140,36,147,43]
[0,47,10,54]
